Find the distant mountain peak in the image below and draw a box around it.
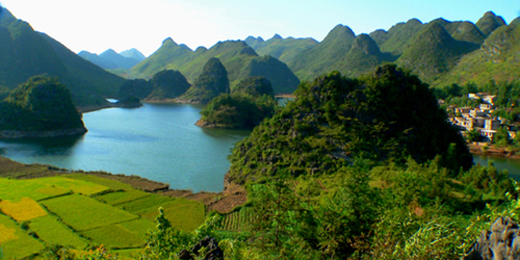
[327,24,356,40]
[120,48,146,61]
[476,11,507,36]
[271,34,283,40]
[352,34,381,56]
[162,37,176,45]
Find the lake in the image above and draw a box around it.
[1,102,520,192]
[0,103,250,192]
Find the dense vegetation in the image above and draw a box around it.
[0,76,86,132]
[228,65,472,184]
[117,69,190,100]
[245,34,319,64]
[179,58,230,104]
[199,76,277,129]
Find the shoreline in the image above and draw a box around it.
[468,143,520,160]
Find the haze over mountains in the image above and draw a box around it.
[78,48,146,70]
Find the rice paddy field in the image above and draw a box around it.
[0,174,206,259]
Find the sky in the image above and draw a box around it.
[0,0,519,57]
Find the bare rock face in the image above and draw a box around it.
[464,217,520,260]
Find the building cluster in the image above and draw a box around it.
[446,93,516,142]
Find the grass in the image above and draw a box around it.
[95,189,150,206]
[0,213,45,259]
[0,197,48,221]
[80,218,155,249]
[136,199,205,231]
[40,194,139,231]
[118,194,176,213]
[0,176,109,201]
[30,214,90,249]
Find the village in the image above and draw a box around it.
[445,93,517,142]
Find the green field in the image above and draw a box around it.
[136,199,205,231]
[41,194,139,231]
[0,176,109,201]
[118,194,176,213]
[30,214,90,249]
[0,172,208,257]
[0,213,45,259]
[80,218,155,249]
[95,189,150,205]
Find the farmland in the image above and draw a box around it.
[0,165,207,259]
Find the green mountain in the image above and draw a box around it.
[198,76,277,129]
[227,65,472,184]
[476,11,507,36]
[0,76,86,134]
[370,18,424,55]
[117,69,190,100]
[129,39,299,94]
[288,24,357,81]
[434,22,520,87]
[232,76,274,96]
[244,36,265,49]
[38,33,126,105]
[179,58,229,104]
[0,8,125,106]
[147,70,191,100]
[245,34,319,64]
[396,22,480,82]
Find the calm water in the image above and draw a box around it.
[0,103,250,192]
[474,154,520,182]
[1,102,520,191]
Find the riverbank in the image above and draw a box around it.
[468,142,520,160]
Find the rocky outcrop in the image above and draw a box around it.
[178,236,223,260]
[464,217,520,260]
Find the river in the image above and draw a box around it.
[0,103,250,192]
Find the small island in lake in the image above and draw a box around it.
[0,76,87,138]
[196,76,278,129]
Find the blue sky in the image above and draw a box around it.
[1,0,518,56]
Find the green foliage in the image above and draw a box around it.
[0,75,86,131]
[179,58,230,104]
[200,93,278,129]
[249,35,318,64]
[228,65,472,184]
[143,208,196,259]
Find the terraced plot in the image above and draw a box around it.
[0,197,47,221]
[136,199,205,231]
[40,194,139,231]
[95,189,150,206]
[0,176,109,201]
[80,218,155,249]
[0,213,45,259]
[30,214,90,249]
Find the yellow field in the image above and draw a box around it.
[0,197,48,221]
[0,223,17,243]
